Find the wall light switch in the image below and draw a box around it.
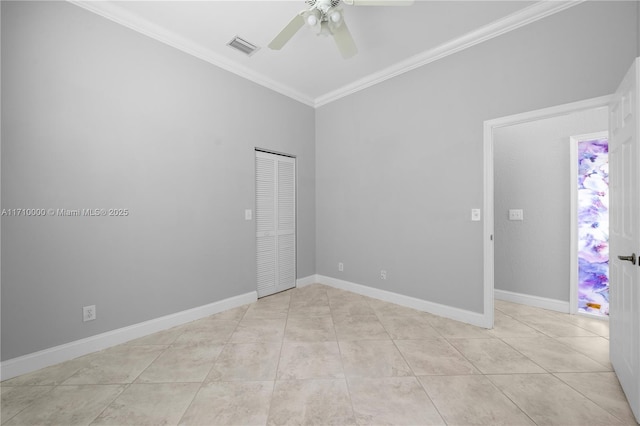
[471,209,481,221]
[245,209,252,220]
[509,209,524,221]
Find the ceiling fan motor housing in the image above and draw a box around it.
[306,0,341,9]
[304,0,344,34]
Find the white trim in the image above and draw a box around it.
[569,131,609,315]
[483,95,612,329]
[66,0,583,109]
[0,291,257,381]
[316,275,491,328]
[484,96,612,130]
[296,274,319,288]
[483,119,495,329]
[67,1,315,107]
[314,1,585,107]
[570,136,579,315]
[495,289,570,314]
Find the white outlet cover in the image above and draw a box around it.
[244,209,252,220]
[471,208,481,221]
[509,209,524,221]
[83,305,96,322]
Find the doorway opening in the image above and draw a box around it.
[570,132,609,318]
[483,95,612,329]
[484,58,640,425]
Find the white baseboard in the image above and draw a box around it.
[316,275,491,328]
[3,277,500,381]
[495,288,569,313]
[0,291,257,381]
[296,274,319,288]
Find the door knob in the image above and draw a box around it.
[617,253,636,265]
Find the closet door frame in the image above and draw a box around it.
[255,149,297,298]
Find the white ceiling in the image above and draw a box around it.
[70,1,582,107]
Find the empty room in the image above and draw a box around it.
[1,0,639,425]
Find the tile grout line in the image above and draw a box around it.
[496,336,553,375]
[365,293,449,425]
[174,304,248,426]
[0,384,57,425]
[328,288,359,425]
[62,342,171,424]
[387,335,450,425]
[549,336,613,370]
[365,295,477,425]
[550,372,634,424]
[491,302,629,424]
[87,383,129,425]
[494,306,613,370]
[264,287,294,425]
[482,373,540,426]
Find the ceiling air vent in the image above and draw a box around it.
[227,36,259,56]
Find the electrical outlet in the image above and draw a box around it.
[380,270,387,280]
[83,305,96,322]
[338,262,344,272]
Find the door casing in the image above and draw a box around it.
[482,95,613,329]
[255,149,297,298]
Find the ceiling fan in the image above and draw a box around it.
[268,0,414,59]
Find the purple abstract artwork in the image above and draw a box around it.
[577,137,609,317]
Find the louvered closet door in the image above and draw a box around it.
[255,151,296,298]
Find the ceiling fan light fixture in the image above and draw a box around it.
[304,9,322,27]
[329,10,341,23]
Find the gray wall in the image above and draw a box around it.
[2,0,638,362]
[494,108,608,302]
[1,1,315,360]
[315,1,637,313]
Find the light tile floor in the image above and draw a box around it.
[1,284,638,425]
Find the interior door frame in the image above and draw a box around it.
[483,95,612,328]
[254,148,298,298]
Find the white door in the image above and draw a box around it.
[255,151,296,298]
[609,58,640,423]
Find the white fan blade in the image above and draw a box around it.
[332,21,358,59]
[344,0,414,5]
[268,14,305,50]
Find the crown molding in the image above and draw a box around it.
[314,0,585,107]
[67,0,316,107]
[69,1,583,109]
